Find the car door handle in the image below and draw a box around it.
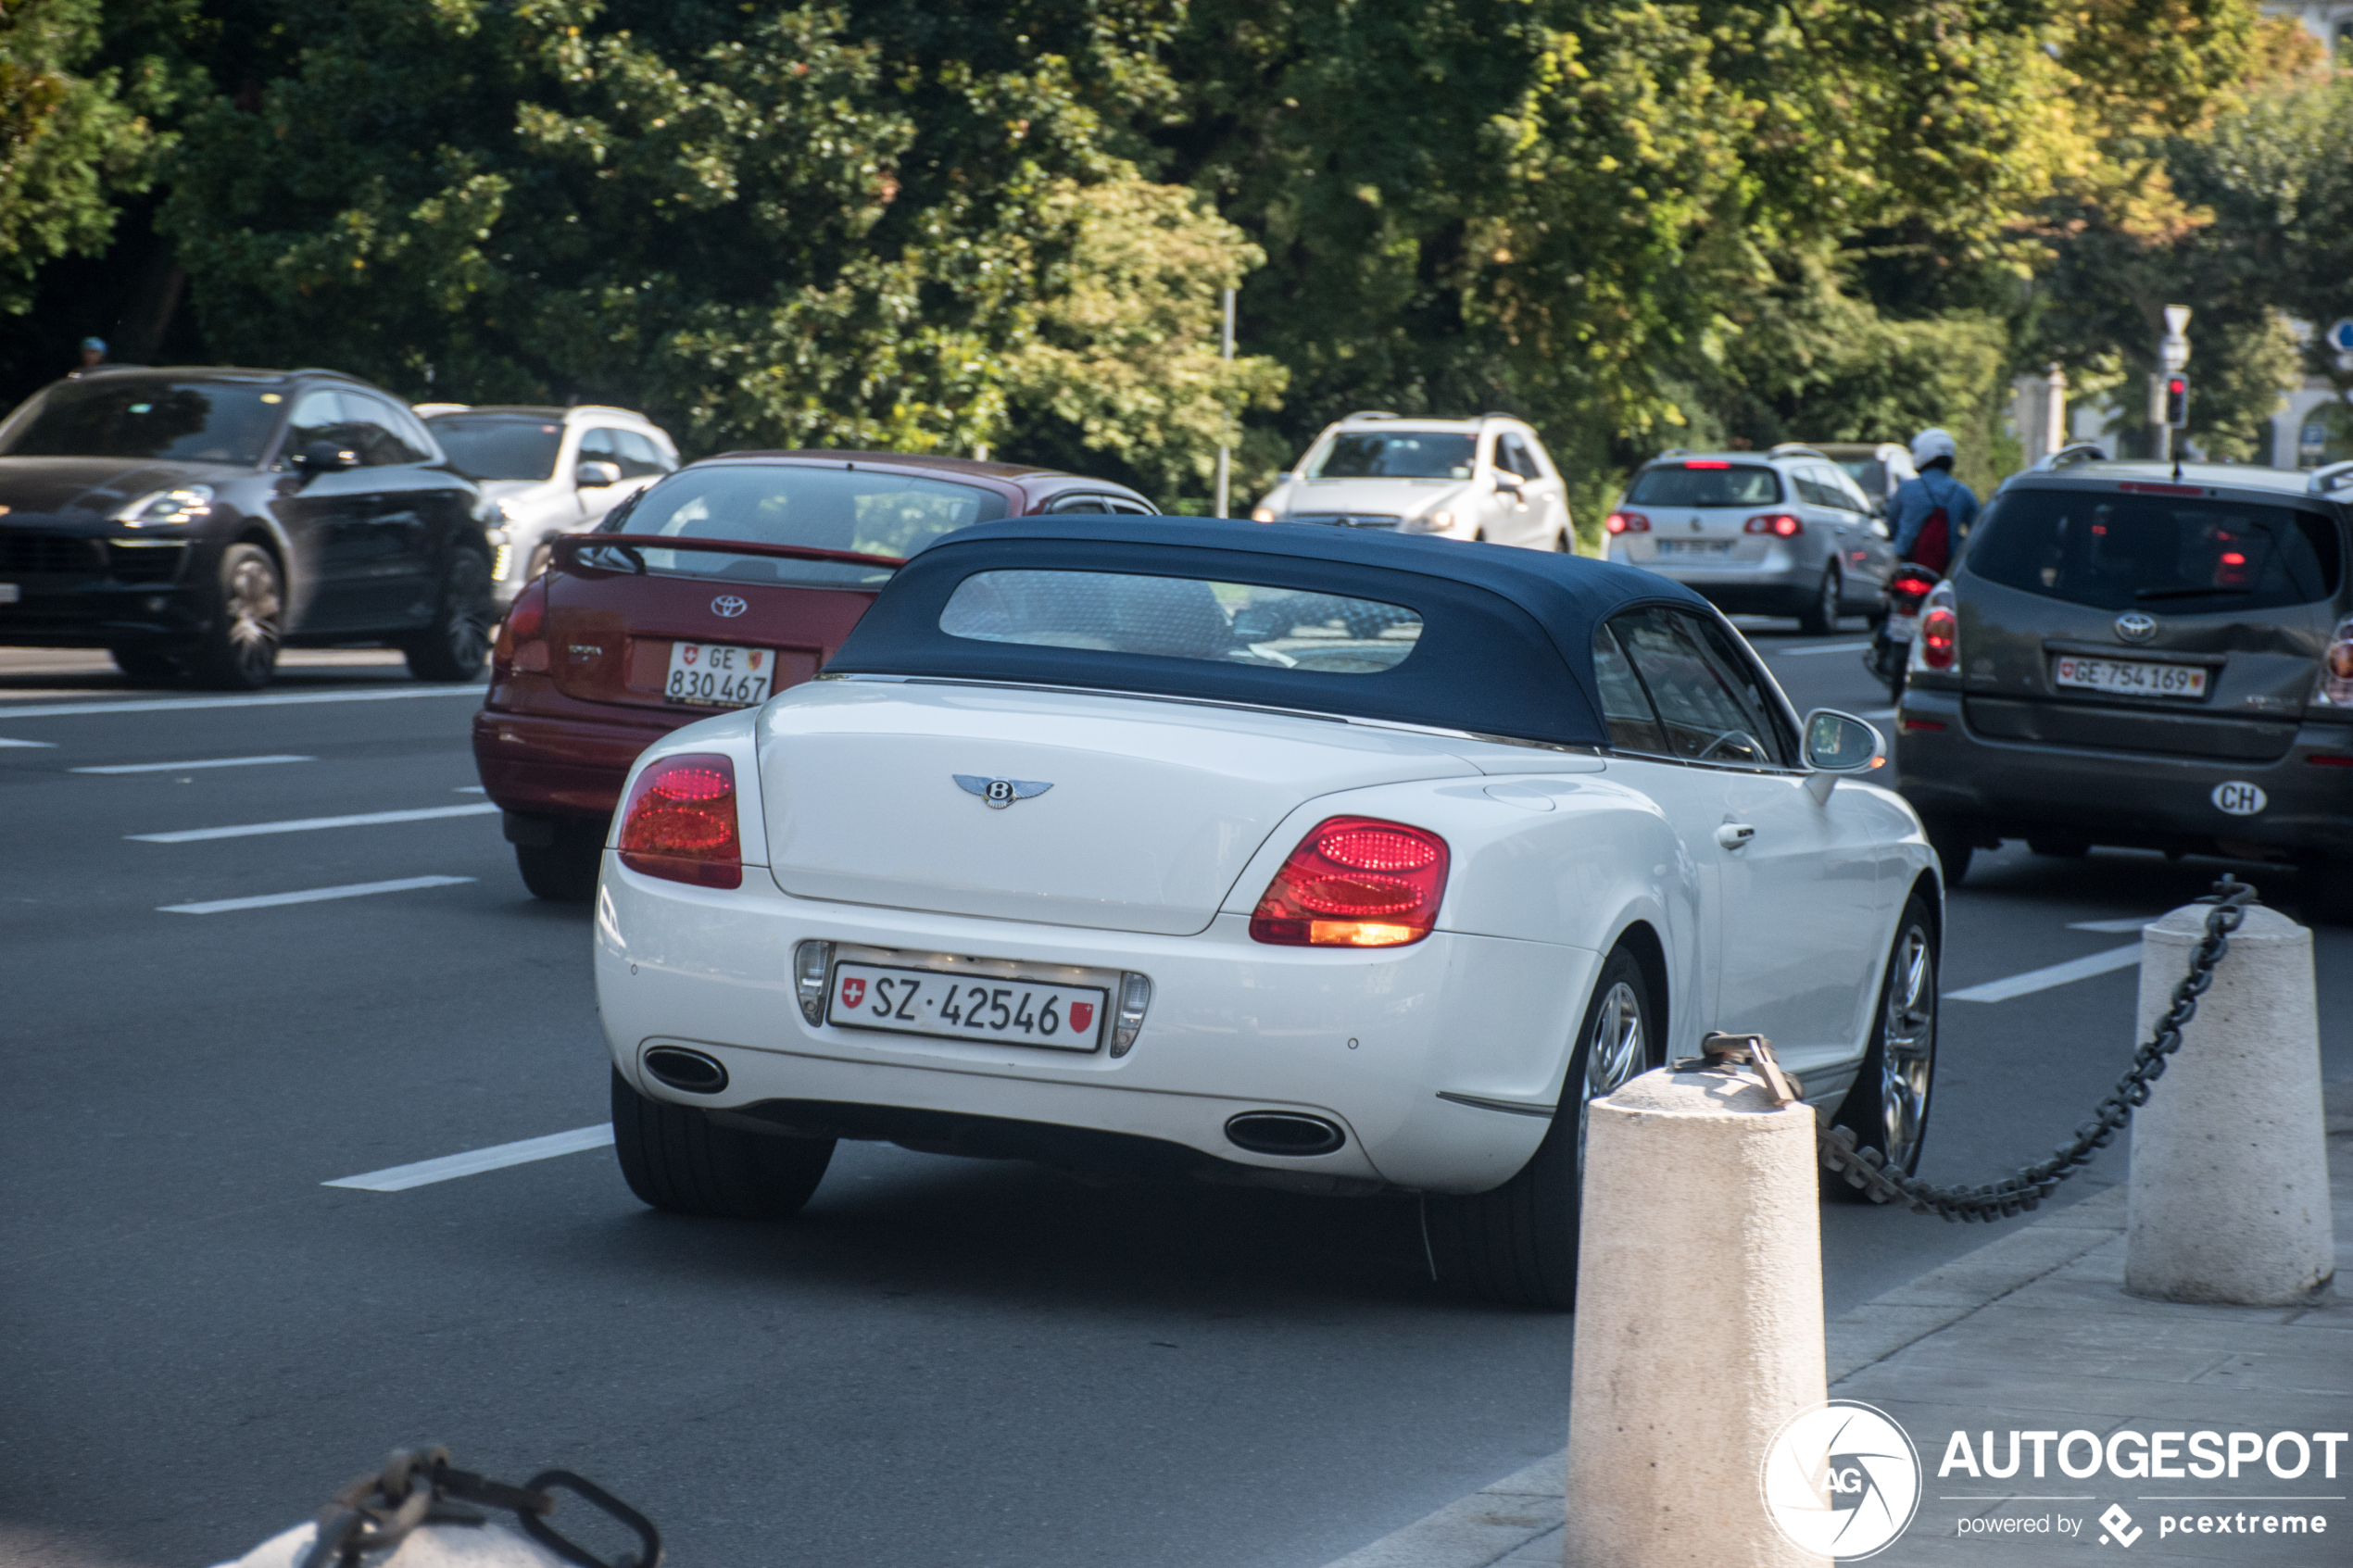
[1716,823,1755,850]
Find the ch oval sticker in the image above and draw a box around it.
[2211,781,2267,816]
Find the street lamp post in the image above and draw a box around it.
[1214,288,1235,518]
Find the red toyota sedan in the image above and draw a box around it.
[475,451,1157,897]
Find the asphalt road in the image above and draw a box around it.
[2,627,2345,1568]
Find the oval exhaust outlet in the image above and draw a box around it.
[1224,1111,1346,1158]
[643,1046,728,1095]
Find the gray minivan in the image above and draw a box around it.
[1895,458,2353,921]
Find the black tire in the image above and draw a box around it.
[514,826,602,903]
[1828,895,1939,1199]
[109,645,185,685]
[1922,814,1977,887]
[2026,834,2090,859]
[2302,859,2353,927]
[402,547,494,682]
[1798,564,1841,635]
[1427,947,1655,1310]
[185,542,283,690]
[611,1067,834,1219]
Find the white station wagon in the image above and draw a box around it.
[592,518,1943,1307]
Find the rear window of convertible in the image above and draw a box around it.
[938,570,1423,673]
[1969,490,2342,613]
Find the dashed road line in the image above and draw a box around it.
[75,754,312,775]
[325,1124,614,1192]
[0,736,57,747]
[1947,944,2140,1003]
[1768,640,1873,657]
[2069,917,2154,934]
[128,802,499,843]
[159,874,475,915]
[0,684,482,720]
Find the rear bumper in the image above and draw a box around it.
[1606,548,1817,612]
[594,856,1601,1195]
[1894,684,2353,857]
[472,693,685,822]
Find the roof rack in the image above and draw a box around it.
[2309,459,2353,495]
[1768,443,1830,461]
[1340,410,1400,421]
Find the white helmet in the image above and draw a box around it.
[1909,427,1958,466]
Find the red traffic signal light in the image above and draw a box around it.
[2163,374,2190,429]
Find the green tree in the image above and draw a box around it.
[0,0,175,312]
[158,0,1276,493]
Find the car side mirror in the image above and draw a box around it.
[576,459,623,488]
[1802,709,1887,801]
[295,439,357,476]
[1494,471,1525,492]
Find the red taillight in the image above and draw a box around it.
[1250,816,1450,947]
[1744,513,1803,537]
[2309,754,2353,768]
[494,576,550,674]
[1683,460,1730,470]
[1606,510,1651,534]
[618,753,742,889]
[1919,605,1958,670]
[1887,568,1937,610]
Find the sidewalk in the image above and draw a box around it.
[1321,1080,2350,1567]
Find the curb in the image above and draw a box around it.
[1316,1078,2351,1568]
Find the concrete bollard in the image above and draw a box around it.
[1565,1066,1828,1568]
[2126,901,2334,1305]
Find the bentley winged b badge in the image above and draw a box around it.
[955,774,1054,809]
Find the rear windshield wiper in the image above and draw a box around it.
[2133,586,2253,601]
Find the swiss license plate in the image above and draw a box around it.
[665,641,773,708]
[1655,540,1733,558]
[827,961,1107,1052]
[2053,655,2208,699]
[1886,612,1918,644]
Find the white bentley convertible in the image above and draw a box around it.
[593,516,1942,1307]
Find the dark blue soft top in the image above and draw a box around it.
[825,515,1714,748]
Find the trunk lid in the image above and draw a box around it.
[758,682,1484,935]
[541,539,884,715]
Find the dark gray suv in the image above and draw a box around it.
[1896,458,2353,921]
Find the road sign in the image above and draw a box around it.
[2160,306,2192,372]
[2325,319,2353,354]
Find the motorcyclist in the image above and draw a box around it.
[1887,427,1979,575]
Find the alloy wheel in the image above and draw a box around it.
[1878,924,1935,1171]
[222,552,283,684]
[1818,567,1841,627]
[1574,980,1647,1178]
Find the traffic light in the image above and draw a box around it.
[2163,374,2190,429]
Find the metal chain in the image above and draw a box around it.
[296,1448,661,1568]
[1818,873,2257,1222]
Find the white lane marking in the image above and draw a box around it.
[0,684,481,720]
[1860,708,1897,721]
[1768,640,1873,657]
[75,753,312,775]
[0,736,57,747]
[454,785,485,793]
[1948,944,2140,1003]
[160,874,475,915]
[325,1124,614,1192]
[2070,917,2154,934]
[129,802,499,843]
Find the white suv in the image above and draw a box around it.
[417,404,681,605]
[1250,412,1571,549]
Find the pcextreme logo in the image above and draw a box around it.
[1762,1400,1923,1559]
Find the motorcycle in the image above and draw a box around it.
[1865,562,1940,702]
